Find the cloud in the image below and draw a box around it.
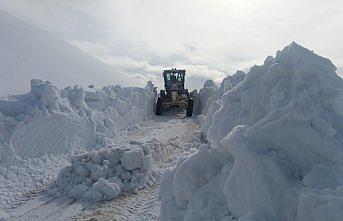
[1,0,342,89]
[70,39,225,90]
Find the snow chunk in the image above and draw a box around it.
[74,164,90,177]
[50,145,155,202]
[30,79,59,111]
[92,178,121,200]
[121,148,144,171]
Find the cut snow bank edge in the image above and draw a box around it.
[0,79,156,162]
[160,42,343,221]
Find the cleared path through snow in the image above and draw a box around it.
[9,109,201,221]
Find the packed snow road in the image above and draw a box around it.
[8,109,202,221]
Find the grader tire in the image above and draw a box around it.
[155,97,163,116]
[186,98,193,117]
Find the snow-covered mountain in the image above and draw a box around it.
[160,42,343,221]
[0,10,131,97]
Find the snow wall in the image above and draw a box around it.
[0,79,156,164]
[160,42,343,221]
[0,79,156,207]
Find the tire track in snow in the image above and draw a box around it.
[10,113,200,221]
[68,172,162,221]
[68,115,200,221]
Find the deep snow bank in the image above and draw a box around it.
[194,71,246,117]
[0,79,155,209]
[0,79,155,162]
[201,71,246,134]
[193,80,219,115]
[160,42,343,221]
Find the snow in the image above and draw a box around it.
[121,148,144,171]
[201,71,246,135]
[92,178,121,200]
[49,145,156,202]
[218,70,246,96]
[0,9,131,97]
[160,42,343,221]
[7,109,200,221]
[0,79,155,209]
[195,70,246,116]
[0,210,9,221]
[195,80,219,114]
[2,40,343,221]
[0,79,155,160]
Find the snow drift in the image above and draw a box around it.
[160,42,343,221]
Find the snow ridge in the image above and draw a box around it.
[160,42,343,221]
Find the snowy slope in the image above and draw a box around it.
[0,10,130,97]
[160,42,343,221]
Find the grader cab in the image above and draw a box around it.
[155,68,193,117]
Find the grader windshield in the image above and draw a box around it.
[163,69,185,91]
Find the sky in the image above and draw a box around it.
[0,0,342,90]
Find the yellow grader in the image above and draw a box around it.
[155,68,193,117]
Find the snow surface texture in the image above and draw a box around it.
[49,145,157,202]
[193,80,219,115]
[0,79,155,209]
[200,71,246,134]
[0,79,155,161]
[194,71,246,117]
[0,210,9,221]
[160,42,343,221]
